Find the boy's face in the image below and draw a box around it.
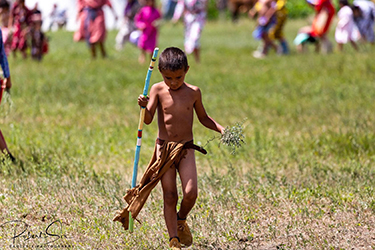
[160,67,189,91]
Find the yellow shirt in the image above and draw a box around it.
[276,0,286,10]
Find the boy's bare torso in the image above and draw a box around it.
[155,82,198,142]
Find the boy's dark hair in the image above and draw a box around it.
[158,47,189,72]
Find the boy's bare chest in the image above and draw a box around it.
[159,91,195,115]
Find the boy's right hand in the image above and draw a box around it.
[138,95,149,107]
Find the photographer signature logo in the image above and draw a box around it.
[0,219,72,248]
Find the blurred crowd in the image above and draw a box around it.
[293,0,375,55]
[0,0,374,61]
[249,0,375,58]
[0,0,48,60]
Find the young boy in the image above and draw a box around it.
[114,47,224,249]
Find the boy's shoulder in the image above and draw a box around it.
[152,81,166,90]
[184,82,201,92]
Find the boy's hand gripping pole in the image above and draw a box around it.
[129,48,159,233]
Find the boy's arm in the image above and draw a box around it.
[194,88,224,134]
[138,84,158,125]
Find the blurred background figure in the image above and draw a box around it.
[29,10,47,60]
[268,0,289,54]
[74,0,118,59]
[49,3,68,31]
[335,0,359,51]
[49,3,58,30]
[172,0,207,62]
[249,0,278,58]
[31,2,41,16]
[294,0,335,54]
[0,0,11,56]
[115,0,140,51]
[352,0,375,45]
[8,0,31,59]
[161,0,177,19]
[229,0,256,22]
[0,27,15,163]
[135,0,161,63]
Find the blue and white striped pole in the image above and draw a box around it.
[129,48,159,232]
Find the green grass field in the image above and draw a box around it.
[0,18,374,249]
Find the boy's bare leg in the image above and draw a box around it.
[160,149,197,241]
[177,149,198,219]
[161,164,179,238]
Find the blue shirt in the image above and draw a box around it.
[0,28,10,79]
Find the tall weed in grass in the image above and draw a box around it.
[0,19,374,249]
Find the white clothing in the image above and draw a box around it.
[335,6,359,43]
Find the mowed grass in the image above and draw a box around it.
[0,18,374,249]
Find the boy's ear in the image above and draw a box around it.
[185,66,190,73]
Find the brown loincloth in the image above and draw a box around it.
[113,139,206,230]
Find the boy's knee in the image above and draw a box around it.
[164,191,178,206]
[184,189,197,203]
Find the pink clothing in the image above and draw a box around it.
[1,27,11,56]
[73,0,112,44]
[10,3,31,52]
[135,6,161,53]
